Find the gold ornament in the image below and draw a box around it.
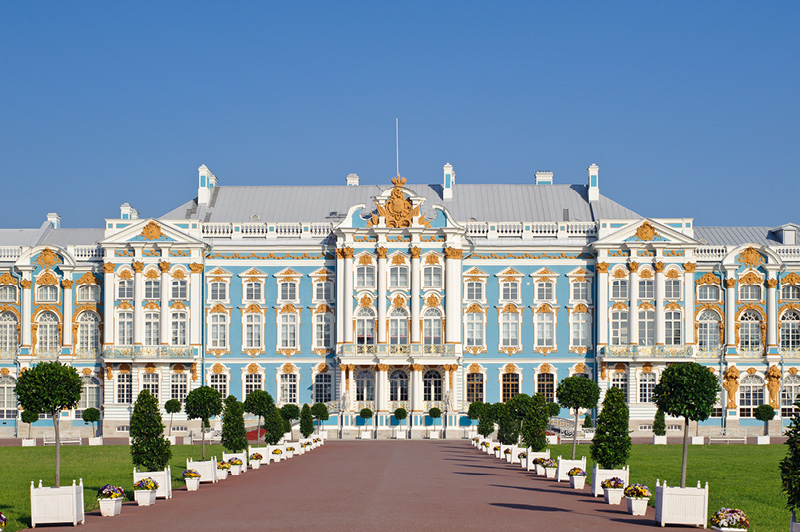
[141,221,163,240]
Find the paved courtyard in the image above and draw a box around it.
[70,441,660,532]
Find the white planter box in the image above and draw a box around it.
[187,457,218,483]
[251,459,262,469]
[360,430,372,439]
[591,464,630,497]
[167,436,177,445]
[217,468,229,480]
[544,467,557,479]
[98,497,122,517]
[395,429,407,439]
[653,435,667,445]
[525,449,550,471]
[30,479,85,527]
[654,479,709,528]
[691,436,705,445]
[428,430,440,439]
[546,434,558,445]
[249,445,270,466]
[627,496,647,515]
[604,487,624,505]
[134,490,156,506]
[88,437,103,446]
[133,466,172,499]
[535,464,546,476]
[319,431,328,439]
[556,456,586,482]
[223,452,247,473]
[185,477,200,491]
[757,435,770,445]
[285,449,295,458]
[569,475,586,489]
[22,438,36,447]
[230,464,242,475]
[268,444,287,462]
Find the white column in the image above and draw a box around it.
[411,248,421,344]
[339,365,348,412]
[189,263,202,348]
[724,274,736,348]
[628,264,639,346]
[342,248,354,344]
[377,248,387,344]
[335,252,344,344]
[62,276,73,349]
[684,264,696,348]
[20,273,32,348]
[103,263,115,345]
[133,261,144,345]
[655,262,665,346]
[767,273,778,350]
[596,263,608,348]
[376,364,388,412]
[160,262,170,345]
[445,247,463,344]
[411,364,422,413]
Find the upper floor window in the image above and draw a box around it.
[611,371,628,399]
[610,310,629,346]
[535,312,554,348]
[315,281,333,301]
[314,313,333,348]
[781,310,800,352]
[665,310,682,345]
[500,312,519,348]
[356,266,375,288]
[355,308,375,346]
[697,310,721,352]
[423,266,442,289]
[36,311,60,352]
[465,311,484,347]
[698,285,720,302]
[171,373,188,402]
[210,313,228,349]
[171,279,187,300]
[389,308,408,346]
[118,311,133,346]
[144,312,160,345]
[638,280,654,300]
[244,373,263,400]
[501,281,519,302]
[0,312,18,352]
[638,309,655,346]
[571,281,589,301]
[279,282,297,301]
[76,284,99,302]
[782,285,800,301]
[739,310,762,352]
[571,312,590,348]
[466,281,484,301]
[210,282,227,301]
[423,308,443,346]
[536,282,554,301]
[171,311,187,346]
[665,279,682,300]
[740,284,762,301]
[0,285,16,303]
[244,313,262,349]
[389,266,408,289]
[279,313,297,349]
[118,279,133,300]
[76,312,100,354]
[244,281,262,301]
[611,279,628,300]
[144,279,160,300]
[37,285,58,303]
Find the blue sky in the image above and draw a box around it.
[1,2,797,229]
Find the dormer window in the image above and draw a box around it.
[423,266,442,289]
[37,285,58,303]
[389,266,408,289]
[740,284,762,301]
[356,265,375,289]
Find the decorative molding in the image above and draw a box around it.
[444,247,463,260]
[358,254,374,266]
[132,261,144,273]
[739,271,763,285]
[635,221,659,241]
[410,247,421,259]
[684,263,697,273]
[627,262,639,273]
[504,363,518,373]
[766,365,781,409]
[424,254,441,265]
[614,362,626,373]
[738,247,765,268]
[0,273,18,286]
[468,363,481,374]
[723,366,739,409]
[34,248,62,269]
[766,279,778,289]
[724,278,737,289]
[653,262,665,273]
[425,294,440,308]
[141,221,163,240]
[376,247,387,259]
[696,272,721,286]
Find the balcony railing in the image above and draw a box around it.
[103,346,196,359]
[388,401,410,412]
[340,344,456,356]
[603,345,694,358]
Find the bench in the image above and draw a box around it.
[708,429,747,444]
[43,431,82,446]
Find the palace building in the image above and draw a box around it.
[0,163,798,438]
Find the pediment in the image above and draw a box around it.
[101,219,203,246]
[497,267,523,278]
[594,219,698,247]
[464,267,488,277]
[532,267,557,278]
[240,268,266,278]
[275,268,301,278]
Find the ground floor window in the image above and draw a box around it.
[423,370,442,401]
[280,373,297,404]
[314,373,332,403]
[210,373,228,399]
[638,372,656,403]
[466,372,483,403]
[537,373,554,402]
[171,373,188,402]
[739,375,764,418]
[501,372,519,402]
[244,373,263,400]
[390,370,408,401]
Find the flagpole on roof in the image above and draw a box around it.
[396,117,400,177]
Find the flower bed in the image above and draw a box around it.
[97,484,125,517]
[711,508,749,530]
[601,477,625,489]
[567,467,586,477]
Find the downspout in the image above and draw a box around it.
[715,261,726,433]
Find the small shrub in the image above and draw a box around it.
[130,390,172,472]
[653,409,666,436]
[300,404,314,438]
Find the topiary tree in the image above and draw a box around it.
[130,389,172,472]
[82,407,101,437]
[653,408,666,436]
[653,362,719,487]
[221,395,247,452]
[14,362,82,487]
[556,376,601,459]
[360,407,373,421]
[780,399,800,515]
[583,412,593,428]
[311,402,329,434]
[281,404,301,436]
[495,402,520,445]
[755,404,776,437]
[300,404,314,438]
[429,407,442,427]
[394,407,407,427]
[164,399,182,438]
[184,386,223,460]
[263,405,285,445]
[519,394,550,452]
[547,401,561,418]
[477,402,496,438]
[244,390,274,442]
[21,409,39,439]
[590,387,631,470]
[467,401,484,428]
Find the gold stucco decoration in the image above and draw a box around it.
[538,363,551,374]
[724,367,740,408]
[724,279,736,289]
[374,176,417,228]
[37,272,59,286]
[411,364,424,371]
[468,363,481,374]
[575,362,586,374]
[103,262,116,274]
[444,247,463,260]
[665,269,681,279]
[20,280,32,289]
[739,271,763,286]
[595,262,609,274]
[390,254,407,265]
[639,269,653,279]
[375,247,387,259]
[359,295,373,308]
[696,272,721,286]
[425,254,441,265]
[738,246,765,268]
[34,248,62,269]
[131,261,144,273]
[410,247,421,259]
[0,273,17,286]
[653,262,665,273]
[766,365,781,409]
[504,363,518,373]
[392,296,406,309]
[628,262,639,273]
[426,294,440,308]
[141,221,163,240]
[684,263,697,273]
[358,254,374,266]
[173,364,185,374]
[790,367,799,375]
[61,280,73,289]
[766,279,778,289]
[642,363,653,373]
[614,362,626,373]
[600,362,607,380]
[612,268,628,279]
[282,363,295,374]
[635,222,658,241]
[145,363,156,374]
[783,273,800,286]
[212,363,225,374]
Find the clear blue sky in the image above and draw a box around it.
[1,2,797,229]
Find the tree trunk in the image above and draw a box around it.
[572,409,580,460]
[28,421,32,439]
[53,409,61,488]
[201,418,206,460]
[764,420,769,437]
[169,413,174,437]
[257,415,262,442]
[680,417,689,488]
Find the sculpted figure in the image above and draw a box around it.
[766,365,782,409]
[723,366,740,409]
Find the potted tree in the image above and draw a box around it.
[477,402,496,451]
[494,402,518,459]
[359,408,373,439]
[653,408,667,445]
[583,412,593,429]
[21,409,38,447]
[428,407,442,439]
[653,362,718,527]
[556,376,600,459]
[589,387,631,497]
[393,407,408,439]
[311,402,330,438]
[519,393,551,471]
[83,407,102,445]
[280,404,300,441]
[780,398,800,531]
[221,395,248,473]
[755,404,775,444]
[300,404,315,443]
[467,401,483,441]
[164,398,182,445]
[263,405,287,462]
[244,390,274,444]
[184,386,223,460]
[130,389,173,500]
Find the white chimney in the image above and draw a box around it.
[198,164,218,205]
[346,173,360,186]
[119,203,139,220]
[442,163,455,199]
[587,163,599,202]
[46,213,61,229]
[534,171,553,185]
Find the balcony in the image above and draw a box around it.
[602,345,694,359]
[339,344,456,356]
[103,346,197,360]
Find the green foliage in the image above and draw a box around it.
[756,404,776,422]
[519,393,550,452]
[393,407,407,421]
[782,400,800,511]
[495,402,519,445]
[557,376,601,411]
[280,404,301,434]
[360,408,373,419]
[262,406,285,445]
[311,402,329,422]
[583,413,593,428]
[184,386,223,459]
[590,387,631,469]
[653,409,667,436]
[466,401,484,421]
[243,390,274,442]
[21,409,39,425]
[300,404,314,438]
[476,402,496,438]
[547,402,561,418]
[653,362,719,422]
[82,407,101,437]
[221,395,247,452]
[130,390,171,472]
[428,407,441,419]
[164,399,182,415]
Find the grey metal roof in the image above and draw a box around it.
[694,227,779,246]
[160,183,640,224]
[0,229,46,247]
[39,228,106,246]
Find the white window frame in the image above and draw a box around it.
[117,279,134,300]
[534,311,555,348]
[279,313,298,349]
[171,372,188,402]
[638,309,655,346]
[210,313,228,350]
[279,373,298,404]
[314,312,333,349]
[571,311,590,349]
[115,372,132,404]
[144,279,160,300]
[389,266,409,290]
[500,281,520,303]
[500,311,520,348]
[171,279,188,300]
[611,279,628,300]
[117,310,133,346]
[76,284,99,303]
[171,311,187,346]
[610,309,629,346]
[356,265,376,289]
[244,313,263,350]
[665,279,682,300]
[465,311,485,348]
[422,265,442,289]
[638,280,654,300]
[0,285,17,303]
[698,284,720,302]
[739,284,762,302]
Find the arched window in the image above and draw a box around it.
[356,370,374,401]
[500,312,519,348]
[698,310,721,352]
[244,313,262,349]
[537,373,554,402]
[389,266,408,289]
[171,372,188,402]
[639,372,656,403]
[279,373,296,404]
[244,373,263,399]
[0,284,17,302]
[117,279,133,300]
[465,311,484,347]
[638,309,655,346]
[611,371,628,399]
[36,311,59,353]
[355,308,375,346]
[144,279,160,300]
[610,310,629,346]
[782,374,800,418]
[466,372,484,403]
[142,372,159,400]
[665,310,682,345]
[423,308,442,345]
[171,311,187,346]
[356,265,375,289]
[739,374,764,417]
[611,279,628,300]
[76,375,101,418]
[535,312,554,348]
[0,312,19,353]
[210,313,228,349]
[210,372,228,398]
[423,265,442,288]
[76,312,100,355]
[739,284,762,301]
[118,311,133,346]
[783,285,800,301]
[279,313,297,349]
[314,313,332,348]
[314,373,332,403]
[698,285,720,302]
[390,370,408,401]
[0,375,17,419]
[37,284,58,303]
[572,312,590,348]
[739,310,762,353]
[501,372,519,402]
[781,310,800,352]
[388,308,408,346]
[423,370,442,401]
[76,284,99,302]
[144,311,159,345]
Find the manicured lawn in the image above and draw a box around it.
[0,444,226,532]
[549,442,786,532]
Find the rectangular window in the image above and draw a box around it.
[638,310,655,346]
[244,314,262,349]
[279,282,297,301]
[638,280,654,300]
[144,280,160,300]
[210,282,227,301]
[423,266,442,288]
[244,373,263,399]
[118,280,133,300]
[315,281,333,301]
[356,266,375,288]
[315,314,332,348]
[639,373,656,403]
[116,373,132,404]
[280,314,297,348]
[77,284,99,302]
[665,279,681,300]
[610,310,629,346]
[465,313,484,347]
[171,312,187,346]
[501,373,520,402]
[665,311,682,345]
[466,373,484,403]
[389,267,408,289]
[501,314,519,347]
[280,373,297,404]
[314,373,332,403]
[536,282,554,301]
[210,314,227,349]
[142,372,159,400]
[611,280,628,300]
[171,373,188,402]
[698,285,719,301]
[535,313,554,347]
[118,312,133,346]
[210,373,228,398]
[572,313,590,347]
[740,284,762,301]
[571,281,589,301]
[0,285,17,303]
[537,373,555,403]
[466,281,483,301]
[171,280,187,300]
[244,282,262,301]
[501,282,519,301]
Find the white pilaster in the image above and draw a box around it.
[411,249,421,344]
[335,253,344,344]
[411,364,423,413]
[724,272,736,348]
[596,264,608,348]
[62,275,73,349]
[445,248,462,344]
[684,265,696,347]
[377,248,387,344]
[767,271,778,349]
[20,270,32,348]
[103,265,115,345]
[376,365,388,412]
[189,264,202,348]
[343,249,354,344]
[133,261,144,345]
[628,265,639,346]
[160,263,170,345]
[655,263,665,346]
